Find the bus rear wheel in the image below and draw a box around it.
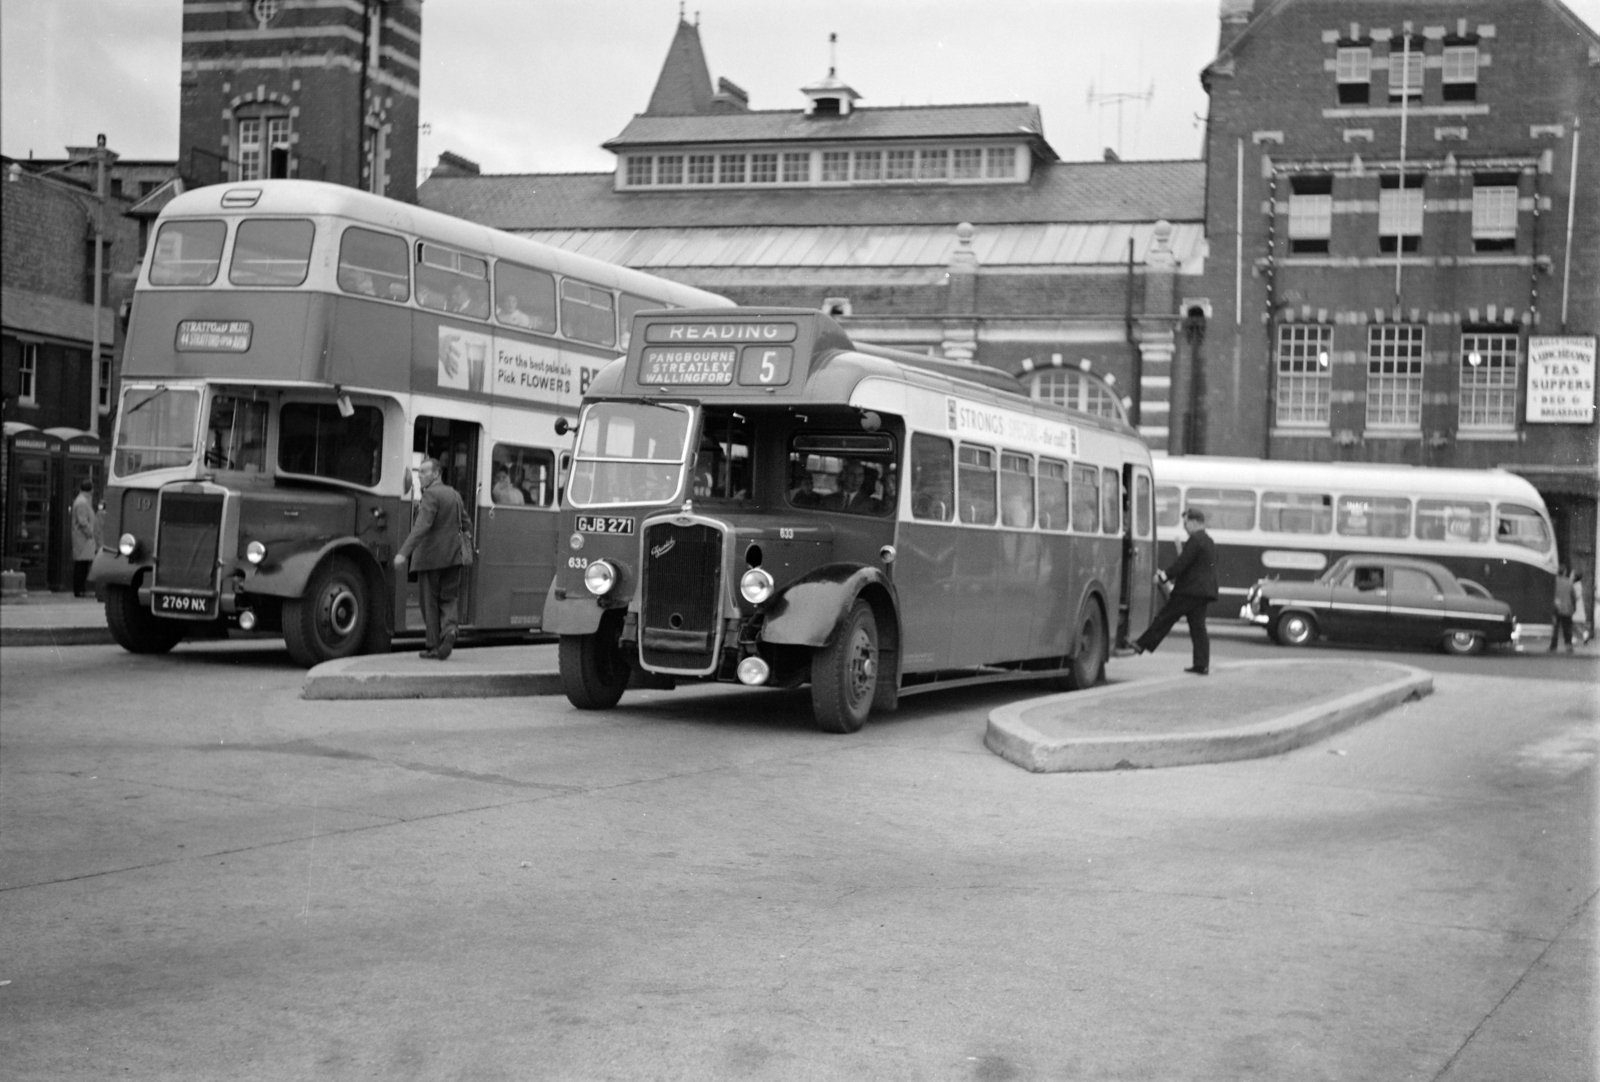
[811,601,878,734]
[104,584,184,654]
[1064,601,1106,690]
[284,557,369,668]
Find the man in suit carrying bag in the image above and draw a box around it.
[394,457,468,660]
[1132,507,1219,674]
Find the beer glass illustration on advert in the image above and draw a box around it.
[467,340,487,392]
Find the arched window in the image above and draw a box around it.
[1029,369,1125,423]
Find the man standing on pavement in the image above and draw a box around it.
[70,479,97,597]
[394,458,467,660]
[1132,507,1218,674]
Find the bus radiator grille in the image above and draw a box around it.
[640,522,722,671]
[154,492,224,591]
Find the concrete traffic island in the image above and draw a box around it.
[302,642,562,700]
[985,659,1433,772]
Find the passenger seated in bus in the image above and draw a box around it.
[340,268,379,296]
[842,464,884,514]
[789,470,821,507]
[497,293,535,329]
[492,466,525,505]
[450,283,478,316]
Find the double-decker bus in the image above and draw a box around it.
[90,180,729,665]
[1150,456,1558,626]
[544,308,1158,732]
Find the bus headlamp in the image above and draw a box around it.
[245,541,267,565]
[118,533,139,558]
[583,559,617,596]
[737,656,771,686]
[740,567,774,604]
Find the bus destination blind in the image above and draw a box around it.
[639,346,736,386]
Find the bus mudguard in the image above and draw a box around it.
[761,564,898,648]
[542,581,607,637]
[88,549,140,589]
[243,539,376,598]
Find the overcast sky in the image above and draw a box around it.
[4,0,1598,179]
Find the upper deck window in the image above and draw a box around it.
[560,279,616,347]
[149,220,226,286]
[338,227,409,301]
[113,386,201,476]
[494,263,557,333]
[416,242,489,319]
[229,219,313,287]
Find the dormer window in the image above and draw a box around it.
[812,97,841,116]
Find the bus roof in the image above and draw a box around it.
[1151,455,1548,505]
[603,307,1141,440]
[154,179,731,308]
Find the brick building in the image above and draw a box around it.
[1193,0,1599,575]
[419,16,1206,449]
[178,0,422,202]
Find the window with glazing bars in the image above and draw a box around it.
[1336,46,1371,103]
[749,153,777,183]
[1472,175,1518,251]
[1367,325,1425,427]
[1387,41,1424,101]
[1288,175,1333,253]
[1459,332,1519,429]
[1031,369,1121,419]
[626,156,653,186]
[782,152,811,183]
[1379,174,1424,252]
[656,155,684,185]
[919,149,948,180]
[852,151,881,181]
[1442,45,1478,100]
[885,150,916,180]
[717,154,746,184]
[687,155,715,185]
[821,151,850,182]
[952,148,983,179]
[985,146,1017,179]
[1276,324,1332,426]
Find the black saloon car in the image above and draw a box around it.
[1241,555,1517,655]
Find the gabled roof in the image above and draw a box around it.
[606,102,1055,157]
[417,159,1205,231]
[645,18,716,115]
[1,285,115,345]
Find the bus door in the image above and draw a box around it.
[1121,463,1157,644]
[410,416,481,629]
[477,438,560,631]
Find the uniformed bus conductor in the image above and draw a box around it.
[1132,507,1219,674]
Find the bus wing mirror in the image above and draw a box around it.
[555,417,574,436]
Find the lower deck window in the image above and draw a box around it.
[910,434,953,521]
[278,402,384,486]
[1415,499,1489,544]
[958,445,996,525]
[787,431,896,515]
[492,444,556,506]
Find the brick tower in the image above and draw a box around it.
[177,0,422,202]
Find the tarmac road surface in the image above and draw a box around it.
[0,636,1594,1081]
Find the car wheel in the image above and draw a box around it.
[1273,611,1316,647]
[1441,629,1485,656]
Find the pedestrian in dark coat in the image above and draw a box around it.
[1133,507,1219,674]
[394,457,468,659]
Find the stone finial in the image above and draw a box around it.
[949,222,978,272]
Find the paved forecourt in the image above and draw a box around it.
[986,659,1433,772]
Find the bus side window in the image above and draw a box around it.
[494,262,557,333]
[958,444,996,525]
[1101,467,1121,534]
[1185,487,1256,530]
[1416,499,1490,543]
[1262,491,1332,534]
[1071,464,1100,532]
[1038,459,1069,531]
[1337,495,1411,538]
[338,227,409,301]
[1495,503,1552,552]
[910,434,953,521]
[1154,485,1181,528]
[491,444,555,507]
[1000,452,1034,528]
[417,242,489,319]
[279,402,383,486]
[1134,473,1152,537]
[560,279,617,346]
[617,293,659,350]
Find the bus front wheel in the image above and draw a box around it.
[105,584,184,654]
[811,601,878,734]
[284,557,369,668]
[559,631,631,709]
